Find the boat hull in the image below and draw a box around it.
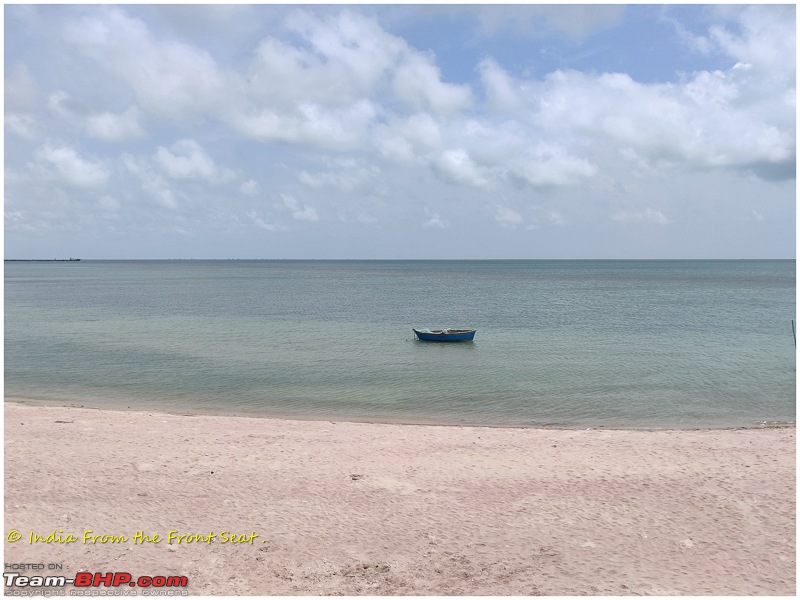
[413,329,476,342]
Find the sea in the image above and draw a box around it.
[4,259,796,429]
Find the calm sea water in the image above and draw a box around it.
[4,260,796,428]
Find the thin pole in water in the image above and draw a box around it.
[793,320,796,347]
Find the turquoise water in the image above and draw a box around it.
[4,260,795,428]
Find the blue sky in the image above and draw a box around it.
[5,4,796,259]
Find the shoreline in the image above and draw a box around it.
[4,401,795,595]
[5,396,795,432]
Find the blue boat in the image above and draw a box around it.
[413,328,476,342]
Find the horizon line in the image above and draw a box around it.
[4,257,796,262]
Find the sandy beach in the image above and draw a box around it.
[4,400,795,596]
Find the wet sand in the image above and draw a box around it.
[4,401,795,595]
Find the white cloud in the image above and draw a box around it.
[247,210,281,231]
[48,90,83,122]
[403,113,443,151]
[708,5,795,76]
[283,10,407,103]
[393,51,473,115]
[52,4,793,187]
[495,206,523,228]
[230,100,377,150]
[478,59,524,112]
[48,90,143,142]
[4,5,793,259]
[63,7,234,120]
[4,208,44,233]
[612,208,669,225]
[298,159,379,192]
[375,113,442,164]
[244,10,405,113]
[435,149,489,187]
[422,212,448,229]
[6,113,38,139]
[245,10,472,125]
[86,107,144,142]
[509,144,597,188]
[240,179,260,196]
[531,63,793,179]
[123,154,179,210]
[278,194,319,222]
[154,139,235,183]
[375,134,415,164]
[34,144,110,188]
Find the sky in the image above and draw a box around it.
[4,3,796,259]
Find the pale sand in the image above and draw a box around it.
[3,401,795,596]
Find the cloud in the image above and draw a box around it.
[241,9,406,116]
[392,51,473,114]
[528,62,793,179]
[422,212,448,229]
[121,141,240,217]
[63,6,234,120]
[278,194,319,222]
[49,4,794,188]
[435,149,489,187]
[48,90,145,142]
[612,208,669,225]
[375,113,442,163]
[6,113,39,140]
[707,5,795,76]
[59,6,476,151]
[48,90,83,122]
[154,139,235,183]
[234,10,473,146]
[509,144,597,187]
[33,144,110,188]
[86,107,145,142]
[494,206,523,228]
[123,154,179,210]
[267,10,470,116]
[230,101,378,150]
[478,59,524,112]
[240,179,260,196]
[298,158,379,192]
[279,10,407,104]
[247,209,281,231]
[4,5,793,259]
[467,7,794,185]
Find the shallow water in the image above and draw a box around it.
[5,259,795,428]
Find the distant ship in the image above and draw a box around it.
[4,258,81,262]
